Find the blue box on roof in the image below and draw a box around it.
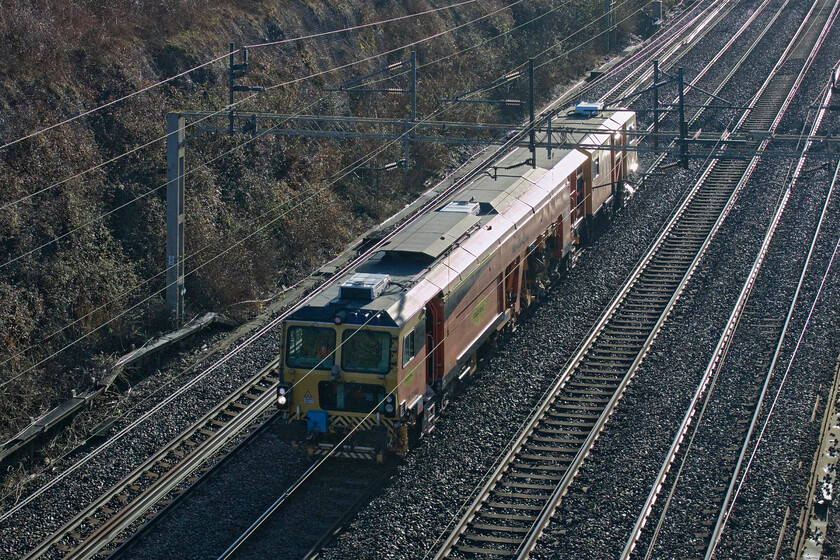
[575,102,604,117]
[307,410,328,433]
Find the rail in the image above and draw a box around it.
[209,1,746,557]
[433,0,833,555]
[18,1,764,557]
[619,1,840,557]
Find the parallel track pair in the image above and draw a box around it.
[435,0,840,556]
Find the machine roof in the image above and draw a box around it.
[288,107,633,328]
[381,212,481,262]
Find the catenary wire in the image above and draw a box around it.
[0,97,323,372]
[244,0,482,48]
[535,1,655,70]
[533,0,654,67]
[0,51,536,389]
[0,0,650,392]
[0,0,483,154]
[0,0,524,215]
[0,0,534,269]
[4,0,650,321]
[11,17,648,540]
[6,5,656,548]
[411,0,645,77]
[103,2,736,557]
[0,0,586,376]
[420,98,744,560]
[0,145,492,512]
[251,0,531,101]
[0,0,609,379]
[218,186,603,557]
[0,98,605,393]
[712,172,840,558]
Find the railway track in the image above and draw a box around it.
[620,3,840,557]
[216,459,392,560]
[432,0,837,556]
[16,116,525,560]
[10,1,766,558]
[546,0,746,128]
[595,0,742,102]
[21,363,281,560]
[200,2,769,557]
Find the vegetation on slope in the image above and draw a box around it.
[0,0,654,439]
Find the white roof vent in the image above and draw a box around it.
[439,200,480,215]
[339,273,390,301]
[575,102,604,117]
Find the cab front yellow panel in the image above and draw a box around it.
[281,321,401,439]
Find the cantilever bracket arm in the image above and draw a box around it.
[609,77,678,106]
[332,58,411,90]
[441,69,527,102]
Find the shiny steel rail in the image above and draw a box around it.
[210,2,748,557]
[18,105,535,560]
[551,0,740,123]
[599,0,742,103]
[433,0,829,555]
[21,2,751,558]
[611,0,787,172]
[621,1,840,556]
[22,363,280,560]
[433,137,735,559]
[21,41,600,555]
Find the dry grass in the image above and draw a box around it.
[0,0,647,439]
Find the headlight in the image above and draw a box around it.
[276,386,290,408]
[384,394,396,417]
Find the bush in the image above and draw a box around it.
[0,0,649,439]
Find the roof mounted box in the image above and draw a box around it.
[439,200,480,215]
[575,102,604,117]
[339,273,390,301]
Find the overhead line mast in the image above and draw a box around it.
[164,57,714,324]
[229,43,266,135]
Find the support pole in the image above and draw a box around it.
[547,114,553,159]
[228,42,235,136]
[529,58,536,168]
[604,0,612,53]
[411,51,417,127]
[166,113,186,325]
[678,67,687,169]
[408,50,416,166]
[653,60,660,151]
[404,115,411,166]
